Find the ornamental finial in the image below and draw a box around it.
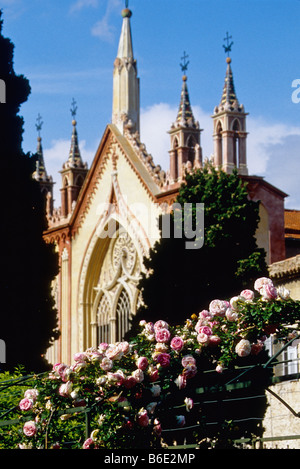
[35,113,43,138]
[223,31,233,58]
[180,51,189,76]
[70,98,77,119]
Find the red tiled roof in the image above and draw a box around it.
[285,209,300,239]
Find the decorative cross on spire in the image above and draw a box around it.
[70,98,77,119]
[35,113,43,137]
[223,32,233,57]
[180,51,189,74]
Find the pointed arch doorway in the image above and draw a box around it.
[80,223,142,349]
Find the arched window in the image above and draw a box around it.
[186,135,196,165]
[216,121,223,166]
[97,294,111,344]
[173,137,179,180]
[232,119,240,168]
[75,174,84,188]
[116,288,131,342]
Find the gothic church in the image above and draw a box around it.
[34,5,287,365]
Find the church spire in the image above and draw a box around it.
[33,114,48,181]
[33,114,54,217]
[212,34,248,175]
[66,98,86,169]
[175,52,197,127]
[112,2,140,135]
[60,100,88,218]
[168,53,202,184]
[220,56,239,107]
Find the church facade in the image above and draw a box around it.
[35,6,287,367]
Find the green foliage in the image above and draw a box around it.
[1,277,299,449]
[0,11,59,372]
[128,164,267,334]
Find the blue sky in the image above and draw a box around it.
[2,0,300,209]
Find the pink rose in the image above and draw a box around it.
[24,389,38,402]
[107,370,125,385]
[145,322,154,333]
[148,366,159,382]
[98,342,109,352]
[118,341,130,354]
[240,289,255,301]
[154,320,169,330]
[181,355,196,367]
[261,283,277,301]
[235,339,251,357]
[225,308,239,322]
[59,381,73,397]
[155,352,170,367]
[209,299,227,316]
[199,309,213,320]
[208,335,221,347]
[53,363,67,379]
[254,277,273,293]
[216,364,224,373]
[137,410,149,427]
[83,438,97,449]
[124,376,137,389]
[197,325,212,336]
[155,328,171,343]
[170,336,184,351]
[175,374,187,389]
[19,398,33,411]
[106,345,123,360]
[137,356,148,370]
[132,369,144,383]
[197,332,209,344]
[182,364,197,379]
[74,352,88,363]
[23,421,37,437]
[100,357,113,371]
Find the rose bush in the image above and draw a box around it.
[13,277,300,449]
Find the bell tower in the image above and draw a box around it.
[168,52,202,183]
[60,99,88,218]
[212,34,248,175]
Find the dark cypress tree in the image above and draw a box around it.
[0,11,59,372]
[126,164,268,337]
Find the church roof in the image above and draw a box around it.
[285,209,300,239]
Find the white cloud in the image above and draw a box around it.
[91,0,122,43]
[69,0,98,14]
[140,102,300,209]
[140,103,214,172]
[91,16,116,43]
[44,103,300,211]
